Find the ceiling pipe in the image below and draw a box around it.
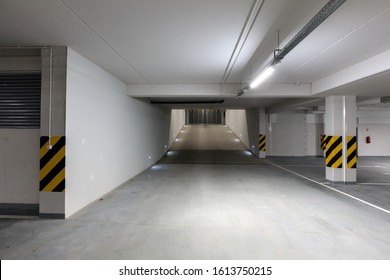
[221,0,266,84]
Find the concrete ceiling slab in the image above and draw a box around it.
[1,0,390,109]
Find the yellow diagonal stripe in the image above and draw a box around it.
[325,137,342,165]
[39,136,62,159]
[327,142,342,160]
[41,168,65,192]
[40,139,49,159]
[347,142,357,157]
[39,145,65,180]
[332,156,343,168]
[347,157,357,169]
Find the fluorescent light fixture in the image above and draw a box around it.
[250,66,275,89]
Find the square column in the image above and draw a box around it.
[325,95,357,182]
[40,47,67,218]
[259,108,267,158]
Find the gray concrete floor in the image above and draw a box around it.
[1,125,390,259]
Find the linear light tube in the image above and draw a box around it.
[250,66,274,88]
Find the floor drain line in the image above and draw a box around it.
[266,161,390,215]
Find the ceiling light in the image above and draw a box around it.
[250,66,275,89]
[238,0,346,95]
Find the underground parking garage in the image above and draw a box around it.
[1,0,390,267]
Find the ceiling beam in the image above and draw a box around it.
[127,83,312,98]
[312,49,390,95]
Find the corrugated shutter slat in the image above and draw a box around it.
[0,73,41,129]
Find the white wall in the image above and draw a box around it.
[225,109,250,148]
[270,113,306,156]
[270,113,323,156]
[357,109,390,156]
[226,110,324,157]
[65,48,170,217]
[306,114,324,156]
[169,109,185,146]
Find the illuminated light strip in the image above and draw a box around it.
[250,66,274,88]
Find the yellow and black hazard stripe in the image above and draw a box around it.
[321,134,330,150]
[40,136,65,192]
[325,136,342,168]
[259,134,266,152]
[347,136,357,169]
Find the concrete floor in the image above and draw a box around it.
[1,125,390,259]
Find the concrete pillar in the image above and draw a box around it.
[243,108,259,157]
[325,95,357,182]
[39,47,67,218]
[259,108,267,158]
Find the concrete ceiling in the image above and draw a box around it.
[1,0,390,110]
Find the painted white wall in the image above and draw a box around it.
[269,113,324,157]
[306,114,324,156]
[169,109,185,146]
[226,111,324,157]
[225,109,249,148]
[357,109,390,156]
[270,113,323,156]
[0,129,40,204]
[65,48,170,218]
[270,113,306,156]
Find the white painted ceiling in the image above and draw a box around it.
[1,0,390,109]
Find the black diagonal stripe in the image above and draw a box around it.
[326,137,342,157]
[40,136,49,149]
[324,137,331,146]
[347,150,357,163]
[334,156,343,168]
[40,137,65,168]
[326,149,343,168]
[322,137,330,150]
[52,179,65,192]
[259,143,266,151]
[351,163,357,168]
[40,157,65,191]
[259,135,265,141]
[347,136,356,148]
